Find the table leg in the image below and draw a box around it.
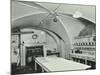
[85,59,87,65]
[78,59,80,63]
[42,68,44,72]
[35,61,37,72]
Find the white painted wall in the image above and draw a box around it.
[46,34,57,51]
[20,29,57,65]
[11,35,19,63]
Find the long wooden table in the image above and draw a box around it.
[35,56,91,72]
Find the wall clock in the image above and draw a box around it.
[32,34,38,39]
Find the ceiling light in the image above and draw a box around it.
[53,17,58,22]
[73,11,82,18]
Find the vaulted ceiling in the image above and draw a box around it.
[11,0,96,56]
[12,0,96,39]
[12,0,95,22]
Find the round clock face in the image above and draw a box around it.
[32,34,38,39]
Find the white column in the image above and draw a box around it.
[21,44,26,66]
[59,39,66,58]
[43,45,47,57]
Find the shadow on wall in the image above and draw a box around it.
[78,24,96,37]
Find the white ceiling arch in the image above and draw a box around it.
[12,0,96,23]
[11,0,96,59]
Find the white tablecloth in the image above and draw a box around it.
[35,56,91,72]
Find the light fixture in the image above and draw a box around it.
[73,11,82,18]
[53,17,58,22]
